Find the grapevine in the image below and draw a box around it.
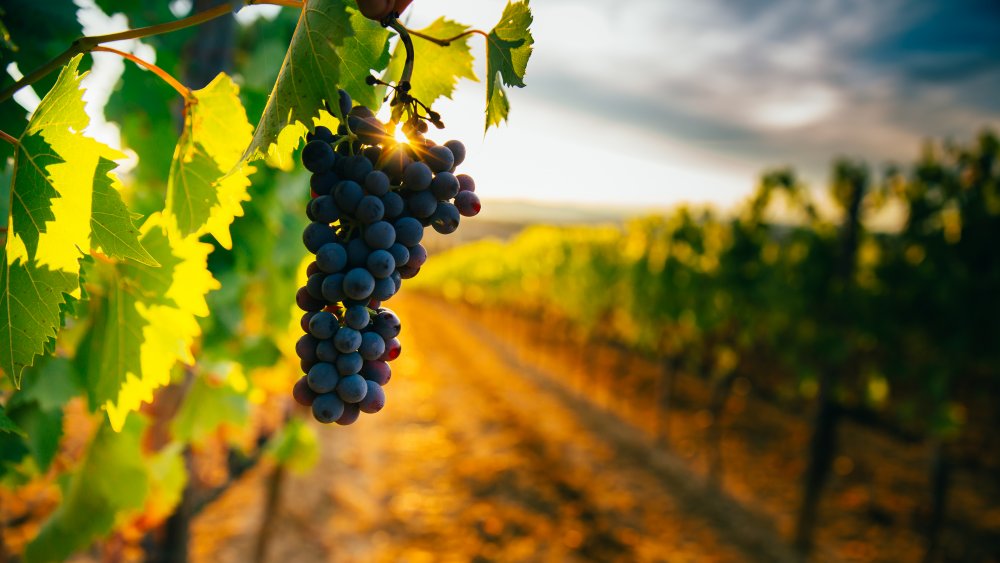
[0,0,532,558]
[290,19,482,424]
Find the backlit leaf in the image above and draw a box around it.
[171,363,250,444]
[166,74,255,248]
[91,157,158,265]
[485,1,533,131]
[244,0,351,164]
[335,7,391,110]
[2,56,153,386]
[81,214,219,431]
[384,17,477,112]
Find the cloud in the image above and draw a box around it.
[521,0,1000,177]
[404,0,1000,206]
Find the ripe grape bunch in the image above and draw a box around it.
[291,88,481,425]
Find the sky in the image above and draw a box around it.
[395,0,1000,211]
[24,0,1000,213]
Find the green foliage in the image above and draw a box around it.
[244,0,352,163]
[385,18,477,110]
[267,416,319,474]
[336,7,392,110]
[485,1,534,131]
[25,417,149,563]
[416,132,1000,439]
[4,358,79,472]
[0,0,83,144]
[1,55,153,386]
[170,365,250,444]
[0,1,534,558]
[166,73,255,247]
[79,215,219,431]
[91,157,159,265]
[0,404,22,435]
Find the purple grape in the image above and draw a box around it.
[336,374,368,403]
[430,171,460,201]
[307,362,339,394]
[313,393,345,423]
[444,140,466,167]
[359,381,386,413]
[295,334,319,362]
[365,170,390,196]
[455,190,481,217]
[308,311,338,340]
[361,360,391,385]
[293,376,318,407]
[394,217,423,247]
[296,286,325,312]
[424,145,454,173]
[430,202,460,235]
[359,331,386,361]
[403,161,433,191]
[336,352,363,376]
[334,326,363,353]
[335,402,361,425]
[364,221,396,249]
[343,268,376,300]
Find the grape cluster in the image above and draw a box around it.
[292,90,481,425]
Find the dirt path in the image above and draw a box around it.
[191,294,800,562]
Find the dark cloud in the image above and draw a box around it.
[527,0,1000,181]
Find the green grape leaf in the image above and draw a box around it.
[0,249,79,387]
[266,416,319,474]
[170,364,250,444]
[384,18,477,111]
[145,444,187,522]
[80,214,219,431]
[5,402,63,472]
[2,55,154,386]
[166,74,255,248]
[335,8,391,110]
[0,431,29,481]
[0,0,82,155]
[25,417,149,563]
[244,0,351,164]
[168,148,224,237]
[0,405,24,436]
[92,157,158,265]
[485,0,534,131]
[12,356,80,412]
[8,134,62,258]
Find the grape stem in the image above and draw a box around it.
[0,130,17,147]
[0,0,302,105]
[386,19,415,89]
[92,46,192,100]
[401,25,489,47]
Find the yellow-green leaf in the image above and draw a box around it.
[81,214,219,431]
[2,55,154,386]
[91,157,158,265]
[1,238,79,387]
[8,134,61,259]
[266,416,319,474]
[336,7,391,110]
[485,1,534,131]
[170,363,250,444]
[384,17,477,111]
[166,73,255,248]
[244,0,351,164]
